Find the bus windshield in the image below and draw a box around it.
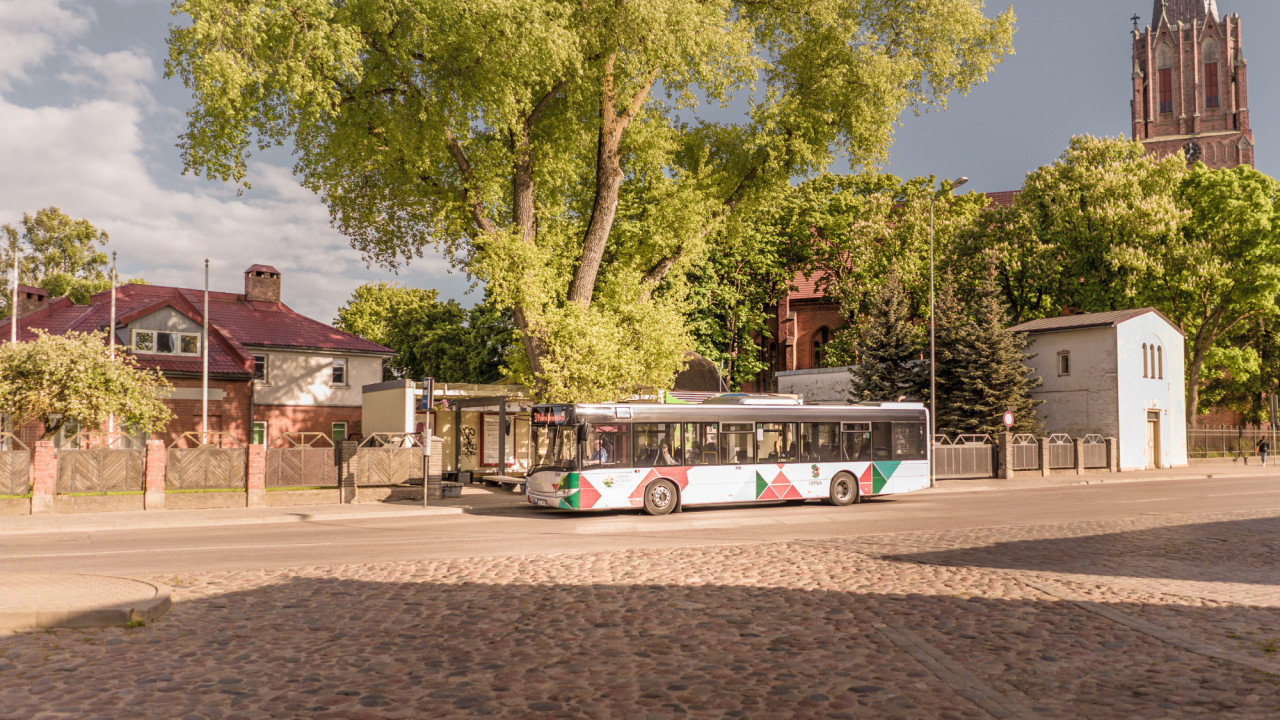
[531,424,579,471]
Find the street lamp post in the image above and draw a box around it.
[929,176,968,488]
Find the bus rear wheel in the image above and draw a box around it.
[643,479,678,516]
[826,473,858,506]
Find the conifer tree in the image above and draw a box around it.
[847,273,927,403]
[948,275,1044,436]
[930,276,973,437]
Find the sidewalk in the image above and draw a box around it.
[933,458,1280,493]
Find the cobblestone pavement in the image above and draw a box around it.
[2,508,1279,719]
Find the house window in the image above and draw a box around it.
[1158,68,1173,114]
[1057,351,1070,376]
[332,422,348,444]
[331,358,348,387]
[1157,346,1164,379]
[252,354,268,383]
[1142,343,1149,378]
[1205,62,1219,108]
[133,330,200,356]
[252,421,267,447]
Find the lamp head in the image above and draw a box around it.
[952,176,969,190]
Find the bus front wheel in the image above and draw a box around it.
[826,473,858,506]
[643,479,678,516]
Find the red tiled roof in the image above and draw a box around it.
[245,264,280,275]
[790,271,828,300]
[1,283,391,377]
[985,190,1019,208]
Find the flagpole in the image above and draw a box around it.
[202,259,209,442]
[10,243,17,344]
[108,252,117,442]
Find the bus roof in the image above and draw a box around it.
[545,402,927,425]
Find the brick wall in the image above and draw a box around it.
[161,377,253,446]
[252,404,362,445]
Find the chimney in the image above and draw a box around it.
[244,264,281,303]
[15,285,49,318]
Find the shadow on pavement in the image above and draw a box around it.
[881,515,1280,586]
[1,550,1278,718]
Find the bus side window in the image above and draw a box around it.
[842,431,871,461]
[892,422,927,460]
[871,422,894,460]
[720,424,754,465]
[799,422,839,462]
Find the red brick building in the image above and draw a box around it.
[2,265,392,447]
[1131,1,1254,169]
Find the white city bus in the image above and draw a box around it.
[525,396,930,515]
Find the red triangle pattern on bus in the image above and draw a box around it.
[577,478,602,509]
[628,467,692,504]
[856,465,874,496]
[758,469,802,500]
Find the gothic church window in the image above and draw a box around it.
[1204,40,1221,109]
[812,327,830,368]
[1157,46,1174,114]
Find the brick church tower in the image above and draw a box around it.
[1131,0,1254,169]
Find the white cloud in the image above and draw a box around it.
[0,1,93,90]
[0,1,464,322]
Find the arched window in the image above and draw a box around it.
[1142,343,1149,378]
[1157,45,1175,114]
[1204,40,1221,108]
[1157,346,1163,379]
[812,327,830,368]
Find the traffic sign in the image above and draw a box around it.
[1002,411,1014,428]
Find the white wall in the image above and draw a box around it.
[1023,327,1119,437]
[776,367,853,403]
[361,383,415,436]
[252,348,383,407]
[1116,315,1187,469]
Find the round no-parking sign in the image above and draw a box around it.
[1003,411,1014,428]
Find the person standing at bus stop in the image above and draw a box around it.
[1258,437,1270,467]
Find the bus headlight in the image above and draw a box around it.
[554,488,574,497]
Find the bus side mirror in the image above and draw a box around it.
[578,425,588,443]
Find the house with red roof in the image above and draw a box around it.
[2,265,393,447]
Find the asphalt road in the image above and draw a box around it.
[2,475,1278,576]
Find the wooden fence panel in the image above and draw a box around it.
[356,447,423,486]
[0,450,30,495]
[56,449,144,493]
[267,447,337,488]
[166,448,247,490]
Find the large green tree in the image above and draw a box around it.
[959,136,1186,320]
[846,272,926,403]
[334,283,516,383]
[1,207,114,313]
[1152,164,1280,425]
[167,0,1015,400]
[0,330,173,441]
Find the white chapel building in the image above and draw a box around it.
[1010,308,1187,471]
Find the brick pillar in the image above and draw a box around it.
[1106,437,1119,472]
[998,432,1015,480]
[1073,437,1085,475]
[246,445,266,507]
[337,440,358,504]
[30,440,56,514]
[144,439,167,510]
[1039,437,1051,477]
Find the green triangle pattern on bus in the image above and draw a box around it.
[871,461,900,494]
[557,472,580,510]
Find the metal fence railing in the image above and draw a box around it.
[1047,434,1074,469]
[1010,434,1039,471]
[1186,428,1278,459]
[933,435,995,479]
[1081,434,1108,468]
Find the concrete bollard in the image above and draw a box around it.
[998,432,1015,480]
[1073,437,1085,475]
[1039,437,1051,477]
[337,440,358,503]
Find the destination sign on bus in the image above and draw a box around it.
[532,406,570,425]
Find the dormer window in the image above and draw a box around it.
[133,330,201,356]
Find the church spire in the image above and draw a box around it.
[1152,0,1220,27]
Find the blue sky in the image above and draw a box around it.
[2,1,1277,320]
